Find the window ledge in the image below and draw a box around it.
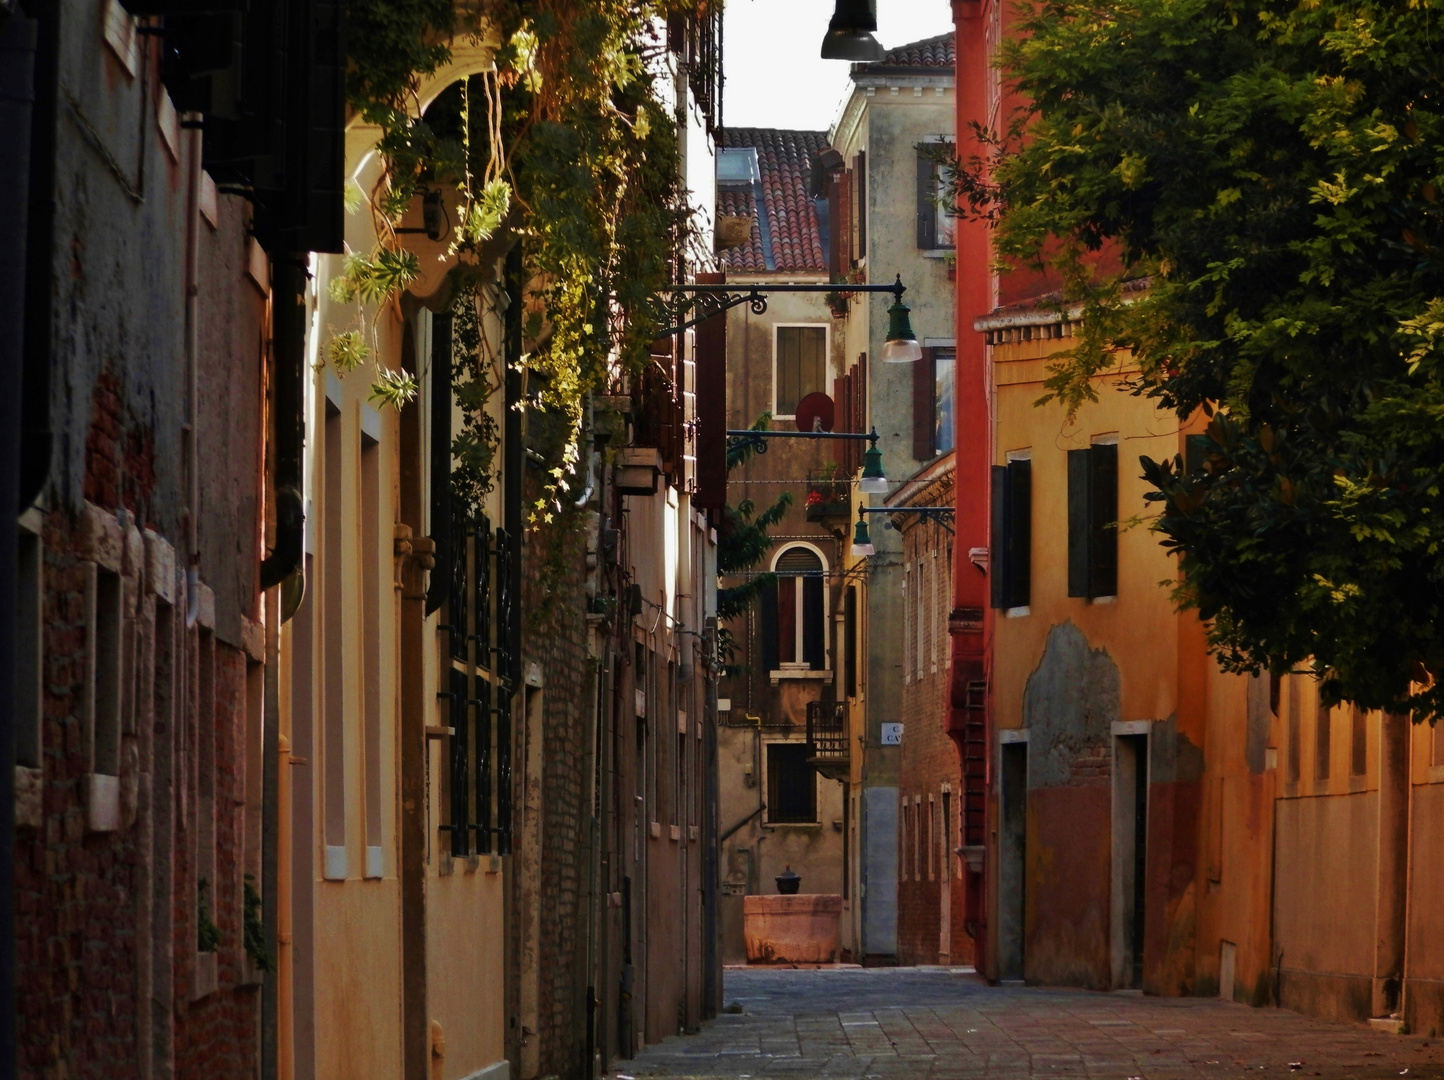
[1429,765,1444,785]
[1005,606,1030,619]
[770,668,830,683]
[921,249,954,259]
[762,822,822,830]
[1090,595,1117,605]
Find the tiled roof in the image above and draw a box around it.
[859,32,955,71]
[717,128,829,275]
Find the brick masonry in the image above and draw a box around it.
[896,507,974,969]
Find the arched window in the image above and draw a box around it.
[761,545,827,672]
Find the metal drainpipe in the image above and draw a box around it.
[0,16,38,1074]
[182,113,202,626]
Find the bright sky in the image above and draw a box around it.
[722,1,955,132]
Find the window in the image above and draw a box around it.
[1351,705,1368,777]
[361,422,383,877]
[912,347,956,460]
[943,789,955,879]
[1316,700,1332,781]
[761,545,826,671]
[1067,442,1118,599]
[991,458,1032,609]
[322,398,347,877]
[853,151,867,260]
[902,567,913,683]
[773,325,827,419]
[1286,677,1302,784]
[915,145,954,250]
[767,743,816,824]
[899,801,911,881]
[92,565,123,778]
[925,796,936,880]
[844,585,857,699]
[17,522,42,770]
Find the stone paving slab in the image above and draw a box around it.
[619,968,1444,1079]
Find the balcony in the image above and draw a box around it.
[806,701,849,781]
[804,474,850,522]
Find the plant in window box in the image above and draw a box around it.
[805,463,850,521]
[822,268,866,319]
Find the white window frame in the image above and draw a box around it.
[771,322,831,421]
[769,541,832,672]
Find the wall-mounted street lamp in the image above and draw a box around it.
[849,505,956,558]
[659,274,919,362]
[726,427,891,494]
[819,0,886,61]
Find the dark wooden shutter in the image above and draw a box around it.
[990,464,1009,609]
[694,273,728,513]
[1185,433,1208,477]
[916,151,937,249]
[425,312,453,615]
[803,575,825,670]
[837,169,853,271]
[855,151,867,259]
[1067,449,1090,597]
[760,584,779,673]
[844,585,857,698]
[1089,443,1118,597]
[1008,460,1032,608]
[913,347,936,461]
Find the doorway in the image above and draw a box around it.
[1112,732,1149,988]
[998,739,1027,981]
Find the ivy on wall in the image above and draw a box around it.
[331,0,711,526]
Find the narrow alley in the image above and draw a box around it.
[625,970,1444,1080]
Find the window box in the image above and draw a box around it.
[804,475,850,521]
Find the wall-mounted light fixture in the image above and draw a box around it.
[849,505,956,558]
[819,0,886,61]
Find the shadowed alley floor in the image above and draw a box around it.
[619,968,1444,1079]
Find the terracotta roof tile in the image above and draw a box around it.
[858,31,955,72]
[717,128,829,275]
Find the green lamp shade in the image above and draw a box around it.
[850,514,875,558]
[882,298,922,363]
[858,442,888,494]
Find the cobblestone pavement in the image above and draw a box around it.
[621,968,1444,1079]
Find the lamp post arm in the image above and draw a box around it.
[657,276,907,337]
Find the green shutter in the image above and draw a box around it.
[916,152,937,249]
[1089,444,1118,597]
[1009,460,1032,608]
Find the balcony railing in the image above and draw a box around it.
[807,701,849,780]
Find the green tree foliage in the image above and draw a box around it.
[716,416,793,670]
[952,0,1444,717]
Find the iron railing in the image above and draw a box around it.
[806,701,848,765]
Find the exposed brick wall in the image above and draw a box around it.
[895,510,975,967]
[520,516,592,1080]
[16,498,258,1080]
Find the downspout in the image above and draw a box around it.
[259,256,307,594]
[18,0,56,513]
[0,16,38,1074]
[182,114,202,626]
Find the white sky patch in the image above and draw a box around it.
[722,0,955,131]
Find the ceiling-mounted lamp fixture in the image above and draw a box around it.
[820,0,886,62]
[858,433,889,494]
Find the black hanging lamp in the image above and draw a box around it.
[820,0,886,61]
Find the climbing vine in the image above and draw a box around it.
[331,0,710,527]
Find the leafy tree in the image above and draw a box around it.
[950,0,1444,718]
[716,415,793,671]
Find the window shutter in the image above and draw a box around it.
[1089,443,1118,597]
[837,169,853,271]
[854,151,867,259]
[802,576,825,670]
[916,152,937,249]
[990,464,1009,609]
[1008,460,1032,608]
[844,586,857,698]
[1067,449,1090,597]
[1185,433,1208,477]
[760,584,778,673]
[913,347,936,461]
